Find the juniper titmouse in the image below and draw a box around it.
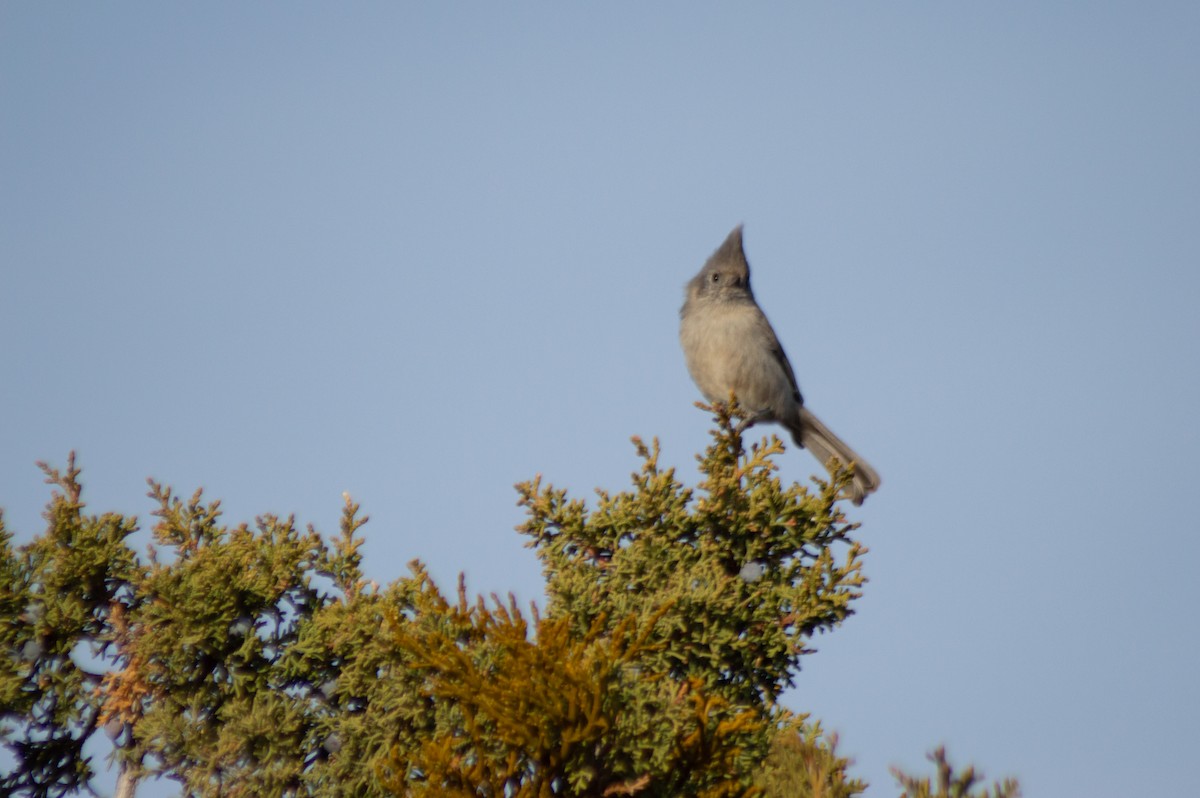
[679,226,880,505]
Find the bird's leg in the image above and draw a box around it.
[733,409,771,436]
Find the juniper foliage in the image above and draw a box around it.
[0,408,1017,796]
[893,747,1021,798]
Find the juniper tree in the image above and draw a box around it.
[0,408,1017,797]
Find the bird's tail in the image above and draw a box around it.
[791,406,881,506]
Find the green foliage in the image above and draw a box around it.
[0,457,398,797]
[1,454,142,795]
[518,403,867,712]
[0,408,1019,797]
[113,481,353,795]
[379,575,771,798]
[376,578,758,796]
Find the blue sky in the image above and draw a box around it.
[3,4,1198,795]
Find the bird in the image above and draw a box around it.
[678,225,880,505]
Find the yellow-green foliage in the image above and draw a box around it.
[379,574,770,797]
[518,403,867,710]
[1,455,142,795]
[892,747,1021,798]
[0,409,1018,796]
[755,725,866,798]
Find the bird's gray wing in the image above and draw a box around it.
[755,313,804,406]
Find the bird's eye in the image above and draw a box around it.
[710,273,720,283]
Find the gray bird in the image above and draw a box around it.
[679,226,881,505]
